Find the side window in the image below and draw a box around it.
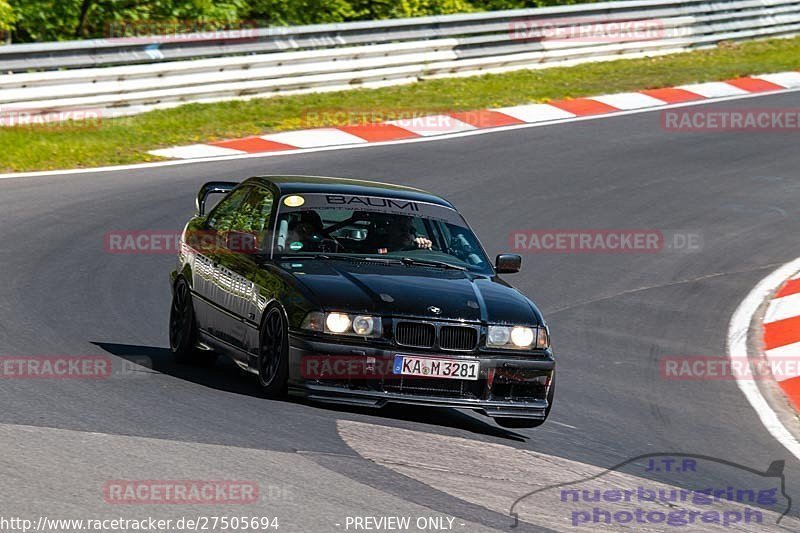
[207,187,250,231]
[235,187,274,233]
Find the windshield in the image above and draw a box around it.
[274,193,493,275]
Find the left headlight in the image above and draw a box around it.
[487,325,549,350]
[302,311,382,338]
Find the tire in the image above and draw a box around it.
[257,305,289,398]
[494,373,556,429]
[169,278,216,366]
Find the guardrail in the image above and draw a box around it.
[0,0,797,122]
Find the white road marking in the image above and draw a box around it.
[727,258,800,461]
[548,420,578,429]
[1,84,799,180]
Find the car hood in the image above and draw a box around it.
[279,259,543,324]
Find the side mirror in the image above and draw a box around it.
[225,231,259,254]
[196,181,238,216]
[496,254,522,274]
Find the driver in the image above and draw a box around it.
[365,215,432,253]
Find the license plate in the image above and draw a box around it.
[393,355,479,381]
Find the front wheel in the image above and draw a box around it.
[258,306,289,398]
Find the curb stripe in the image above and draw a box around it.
[761,269,800,410]
[764,292,800,324]
[449,110,524,128]
[387,115,476,136]
[211,136,297,153]
[148,71,799,161]
[764,315,800,351]
[755,72,800,88]
[728,257,800,463]
[776,278,800,298]
[492,103,576,122]
[639,87,704,104]
[778,377,800,410]
[261,128,368,148]
[149,143,245,159]
[336,123,419,142]
[766,342,800,368]
[548,98,620,116]
[725,77,785,93]
[589,92,667,110]
[676,82,748,98]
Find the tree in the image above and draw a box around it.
[8,0,248,42]
[0,0,15,43]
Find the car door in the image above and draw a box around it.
[212,185,277,360]
[193,185,252,343]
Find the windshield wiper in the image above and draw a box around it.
[279,254,464,270]
[279,254,402,265]
[278,254,332,260]
[401,257,466,271]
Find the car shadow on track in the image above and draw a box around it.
[93,342,527,442]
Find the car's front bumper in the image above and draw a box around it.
[287,334,555,420]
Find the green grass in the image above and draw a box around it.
[2,36,800,173]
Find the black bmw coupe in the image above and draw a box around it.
[170,175,555,428]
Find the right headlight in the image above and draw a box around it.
[487,325,549,350]
[301,311,382,338]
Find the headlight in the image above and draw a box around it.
[352,315,374,336]
[326,313,351,333]
[487,325,549,350]
[487,326,510,346]
[302,312,381,338]
[510,326,535,347]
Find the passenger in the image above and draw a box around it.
[287,211,325,251]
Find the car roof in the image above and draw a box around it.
[243,175,455,209]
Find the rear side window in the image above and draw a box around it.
[206,187,251,231]
[235,188,274,233]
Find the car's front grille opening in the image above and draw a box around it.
[395,322,435,348]
[383,378,483,400]
[491,382,547,401]
[439,325,478,351]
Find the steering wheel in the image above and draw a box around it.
[318,236,343,253]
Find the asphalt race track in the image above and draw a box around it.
[1,91,800,531]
